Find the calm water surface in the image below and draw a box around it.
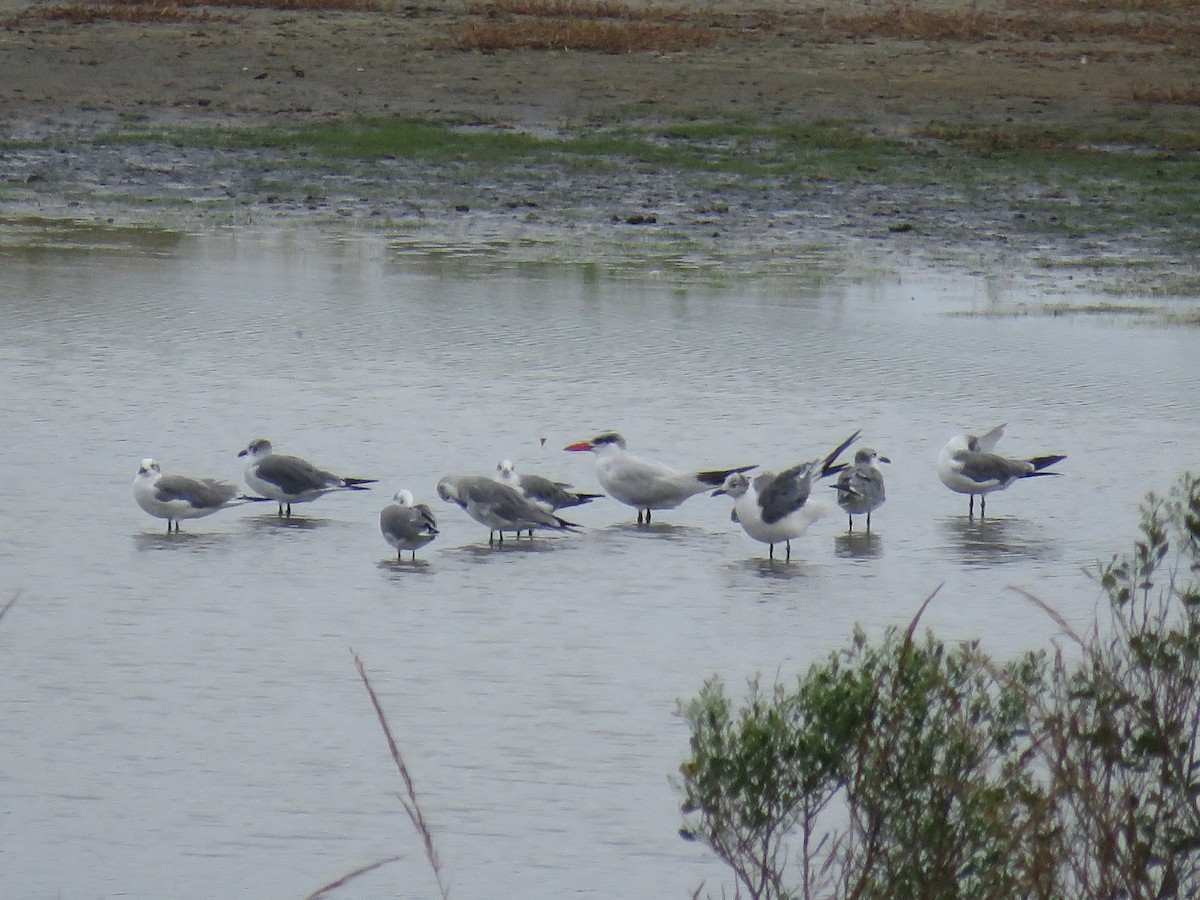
[1,231,1198,898]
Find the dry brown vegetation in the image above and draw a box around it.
[1130,83,1200,105]
[17,0,381,26]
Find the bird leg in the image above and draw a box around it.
[980,494,987,517]
[785,540,791,562]
[847,515,854,533]
[969,494,975,518]
[866,511,872,533]
[769,543,775,560]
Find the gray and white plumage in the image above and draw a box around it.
[713,430,859,560]
[833,447,890,532]
[563,432,755,525]
[937,424,1066,516]
[380,489,438,560]
[238,438,377,517]
[437,474,580,544]
[133,457,243,532]
[496,458,602,536]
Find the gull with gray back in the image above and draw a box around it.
[133,458,255,532]
[380,489,439,560]
[437,474,581,545]
[714,430,860,560]
[238,438,377,517]
[496,458,603,537]
[833,446,890,532]
[937,424,1066,516]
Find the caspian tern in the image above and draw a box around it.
[496,459,603,537]
[133,458,256,532]
[563,432,756,524]
[380,489,439,560]
[937,424,1066,516]
[238,438,377,517]
[832,446,890,532]
[437,474,581,544]
[713,430,860,560]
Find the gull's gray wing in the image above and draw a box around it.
[756,463,815,525]
[254,454,342,494]
[957,451,1033,486]
[155,474,237,509]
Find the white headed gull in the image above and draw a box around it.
[133,458,251,532]
[380,489,439,560]
[833,446,890,532]
[496,458,603,537]
[563,432,755,524]
[437,474,581,545]
[937,424,1066,516]
[713,430,860,560]
[238,438,377,517]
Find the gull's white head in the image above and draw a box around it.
[136,458,161,479]
[713,472,751,499]
[855,447,892,465]
[436,477,460,504]
[237,438,273,460]
[497,459,517,480]
[392,489,416,507]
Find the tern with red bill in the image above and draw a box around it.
[713,430,860,560]
[564,432,756,524]
[937,424,1066,517]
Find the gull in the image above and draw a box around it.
[133,458,253,532]
[237,438,377,517]
[380,489,439,560]
[563,432,755,524]
[436,474,581,544]
[713,430,860,560]
[496,458,603,537]
[832,447,890,532]
[937,424,1066,516]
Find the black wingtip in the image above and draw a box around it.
[819,430,861,478]
[696,464,757,487]
[344,477,379,490]
[1029,454,1066,473]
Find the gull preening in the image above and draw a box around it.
[937,424,1066,516]
[496,458,603,537]
[380,489,439,560]
[132,458,250,532]
[714,430,860,560]
[833,446,890,532]
[563,432,755,524]
[238,438,378,517]
[437,474,581,544]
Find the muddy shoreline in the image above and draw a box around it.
[2,1,1198,293]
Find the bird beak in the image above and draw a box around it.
[878,456,892,464]
[711,487,727,497]
[237,448,248,458]
[563,441,593,452]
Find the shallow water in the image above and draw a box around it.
[1,230,1197,899]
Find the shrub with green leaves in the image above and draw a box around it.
[679,472,1200,900]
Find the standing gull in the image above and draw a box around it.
[713,430,860,560]
[563,432,755,524]
[238,438,377,517]
[380,490,439,560]
[937,424,1066,516]
[437,474,580,544]
[833,446,890,532]
[133,458,249,532]
[496,458,603,537]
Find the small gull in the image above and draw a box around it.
[713,430,860,560]
[563,432,755,524]
[238,438,377,517]
[437,474,580,545]
[133,458,254,532]
[833,446,890,532]
[496,458,603,537]
[937,424,1066,516]
[380,489,439,560]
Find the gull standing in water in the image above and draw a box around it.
[713,430,860,560]
[833,446,890,532]
[563,432,755,524]
[496,458,603,537]
[238,438,377,517]
[437,474,581,544]
[380,489,439,560]
[133,458,253,532]
[937,424,1066,516]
